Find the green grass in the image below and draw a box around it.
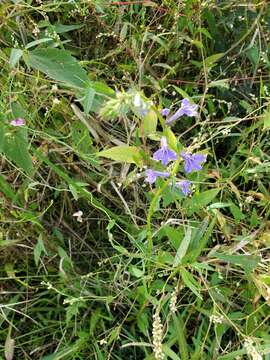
[1,0,270,359]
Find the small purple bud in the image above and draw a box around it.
[160,108,170,117]
[145,169,170,184]
[175,180,191,196]
[10,118,25,127]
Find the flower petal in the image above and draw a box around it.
[10,118,25,127]
[192,153,206,163]
[166,149,178,161]
[155,171,170,178]
[153,137,177,165]
[181,151,206,173]
[176,180,191,196]
[160,108,170,117]
[165,108,184,124]
[153,149,165,163]
[145,169,157,184]
[181,98,191,107]
[145,169,170,184]
[184,159,194,173]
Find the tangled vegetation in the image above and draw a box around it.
[1,1,270,359]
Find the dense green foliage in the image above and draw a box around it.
[1,0,270,359]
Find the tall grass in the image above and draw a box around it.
[1,1,270,359]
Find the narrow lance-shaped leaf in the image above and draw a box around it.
[173,227,192,267]
[24,48,90,89]
[97,145,142,164]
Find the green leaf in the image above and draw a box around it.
[34,234,47,266]
[186,189,220,216]
[145,32,169,51]
[97,145,141,164]
[141,109,157,136]
[82,85,96,113]
[181,268,202,300]
[130,266,144,278]
[173,227,192,266]
[164,127,179,151]
[187,217,209,254]
[3,131,33,175]
[208,79,229,89]
[229,203,245,223]
[4,335,15,360]
[263,110,270,130]
[250,208,259,227]
[191,39,204,49]
[160,226,184,249]
[188,215,217,262]
[246,46,260,67]
[25,38,54,49]
[207,202,232,210]
[211,253,260,274]
[25,48,89,89]
[137,311,149,336]
[9,48,23,68]
[204,53,224,68]
[11,100,28,119]
[90,81,115,97]
[53,23,83,34]
[0,101,32,175]
[120,22,128,41]
[173,314,189,360]
[0,122,5,153]
[71,121,93,155]
[171,86,190,100]
[198,27,212,39]
[0,174,21,205]
[41,347,76,360]
[162,186,176,207]
[58,246,73,269]
[163,345,181,360]
[66,301,85,324]
[195,189,220,206]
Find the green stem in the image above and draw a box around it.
[146,159,181,255]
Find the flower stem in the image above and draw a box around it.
[146,159,181,255]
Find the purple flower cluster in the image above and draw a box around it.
[145,99,206,196]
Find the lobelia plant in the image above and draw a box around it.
[144,98,206,254]
[98,91,206,254]
[98,90,209,254]
[99,93,207,254]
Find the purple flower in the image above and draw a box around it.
[145,169,170,184]
[10,118,25,127]
[160,108,170,117]
[166,98,198,124]
[181,151,206,173]
[175,180,191,196]
[181,98,198,117]
[153,137,178,166]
